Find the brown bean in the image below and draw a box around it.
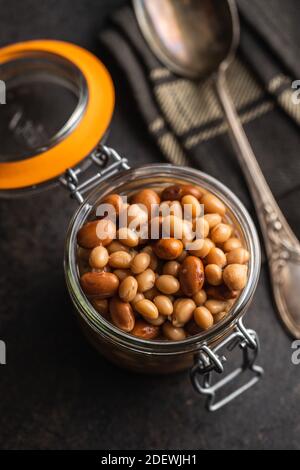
[113,269,131,281]
[167,294,175,303]
[102,193,124,215]
[181,220,194,244]
[109,251,132,269]
[134,299,159,319]
[194,306,214,330]
[92,266,112,275]
[211,223,232,244]
[91,266,111,273]
[131,189,160,217]
[77,219,115,249]
[141,245,153,255]
[162,322,186,340]
[153,295,174,316]
[129,248,139,258]
[146,314,166,326]
[192,289,207,306]
[180,184,203,200]
[181,194,201,218]
[89,246,109,269]
[185,237,202,254]
[130,252,151,274]
[201,193,226,216]
[142,245,158,270]
[179,256,205,296]
[226,248,250,265]
[119,276,138,302]
[223,264,248,291]
[127,203,148,225]
[223,237,242,252]
[168,200,183,218]
[173,287,184,297]
[172,298,196,327]
[131,320,160,339]
[189,238,214,258]
[182,228,199,252]
[205,264,223,286]
[107,240,129,254]
[153,238,183,260]
[177,250,188,263]
[193,217,210,239]
[163,261,180,277]
[160,200,183,219]
[117,227,139,247]
[204,213,222,229]
[131,292,145,309]
[156,275,180,294]
[136,268,156,292]
[205,299,228,314]
[206,247,227,267]
[138,230,149,245]
[206,284,238,300]
[161,184,182,201]
[161,184,202,202]
[95,219,116,246]
[90,298,109,316]
[149,254,159,271]
[80,272,119,298]
[110,297,135,332]
[143,287,160,300]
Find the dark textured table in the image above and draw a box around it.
[0,0,299,450]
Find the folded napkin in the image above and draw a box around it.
[99,1,300,241]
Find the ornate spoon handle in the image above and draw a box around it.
[215,71,300,338]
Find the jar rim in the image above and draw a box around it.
[64,163,261,354]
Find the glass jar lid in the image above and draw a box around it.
[0,40,114,191]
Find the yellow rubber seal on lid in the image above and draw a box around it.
[0,40,115,190]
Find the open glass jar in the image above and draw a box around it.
[64,149,263,411]
[0,40,263,411]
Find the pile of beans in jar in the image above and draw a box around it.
[77,183,250,341]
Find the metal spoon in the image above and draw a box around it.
[133,0,300,338]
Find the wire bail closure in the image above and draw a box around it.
[60,144,130,203]
[190,318,264,411]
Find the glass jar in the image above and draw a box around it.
[0,40,263,411]
[64,153,263,411]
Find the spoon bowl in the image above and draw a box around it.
[134,0,239,78]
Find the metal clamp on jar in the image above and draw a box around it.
[0,40,263,411]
